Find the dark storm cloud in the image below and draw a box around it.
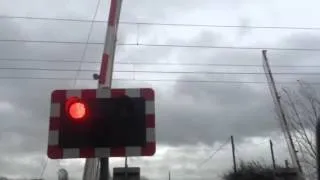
[156,81,279,146]
[2,20,320,156]
[0,15,180,178]
[1,1,320,178]
[155,32,320,146]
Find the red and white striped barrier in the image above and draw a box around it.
[98,0,122,88]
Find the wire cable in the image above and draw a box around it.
[39,157,48,179]
[0,76,305,83]
[0,67,96,72]
[2,67,320,75]
[0,39,102,44]
[1,77,320,86]
[1,15,320,31]
[73,0,102,87]
[119,43,320,52]
[2,39,320,52]
[2,58,320,68]
[198,138,231,167]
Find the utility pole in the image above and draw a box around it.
[262,50,303,174]
[168,171,171,180]
[269,139,276,170]
[316,118,320,180]
[83,0,123,180]
[231,135,237,173]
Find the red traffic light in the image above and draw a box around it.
[65,97,88,121]
[69,102,86,119]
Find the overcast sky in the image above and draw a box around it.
[0,0,320,179]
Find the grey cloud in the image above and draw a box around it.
[0,0,103,19]
[1,1,320,179]
[2,20,320,160]
[156,81,280,146]
[154,32,320,146]
[121,0,202,22]
[0,12,180,179]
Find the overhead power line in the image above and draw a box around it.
[1,58,320,68]
[1,76,320,85]
[199,138,231,167]
[2,67,320,75]
[0,39,103,45]
[39,157,48,179]
[120,43,320,52]
[1,40,320,52]
[73,0,102,85]
[1,15,320,31]
[0,67,96,72]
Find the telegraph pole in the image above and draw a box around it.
[316,119,320,180]
[83,0,123,180]
[269,139,276,170]
[231,136,237,173]
[262,50,303,173]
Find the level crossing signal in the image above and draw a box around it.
[47,88,156,159]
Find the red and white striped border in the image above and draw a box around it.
[47,88,155,159]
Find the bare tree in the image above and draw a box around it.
[222,160,278,180]
[281,81,319,179]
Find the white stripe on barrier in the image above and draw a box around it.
[96,88,111,98]
[66,89,82,98]
[145,101,155,114]
[48,130,59,145]
[125,147,141,156]
[95,148,110,157]
[105,26,116,55]
[50,103,60,118]
[63,149,79,158]
[125,89,141,97]
[146,128,155,142]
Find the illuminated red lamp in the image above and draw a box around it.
[65,97,88,121]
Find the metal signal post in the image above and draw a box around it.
[87,0,124,180]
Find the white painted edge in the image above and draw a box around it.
[145,101,155,114]
[105,26,116,55]
[125,89,141,98]
[96,88,111,98]
[95,148,110,157]
[125,147,141,156]
[50,103,60,118]
[48,130,59,145]
[63,148,80,158]
[66,89,82,98]
[146,128,155,142]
